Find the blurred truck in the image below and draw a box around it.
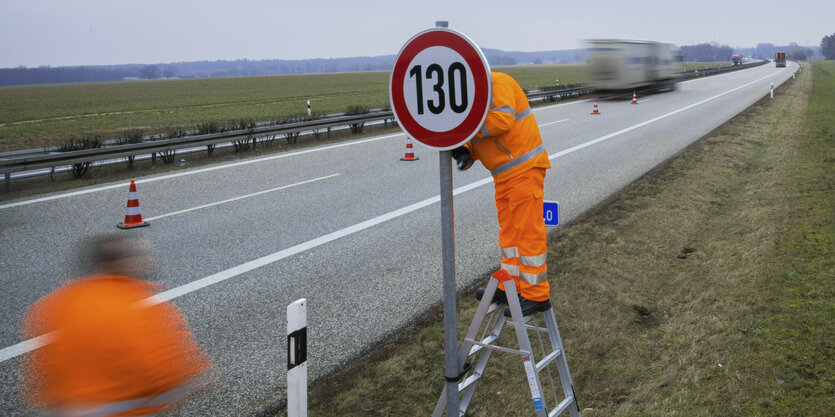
[586,39,682,93]
[732,54,741,65]
[775,51,786,68]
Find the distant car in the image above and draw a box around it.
[586,39,682,93]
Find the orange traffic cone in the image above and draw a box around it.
[631,91,638,104]
[591,98,600,115]
[117,180,149,229]
[400,137,419,161]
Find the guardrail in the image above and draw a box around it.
[678,59,769,80]
[0,61,770,191]
[525,85,594,102]
[0,111,396,190]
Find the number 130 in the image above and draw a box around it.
[409,63,468,115]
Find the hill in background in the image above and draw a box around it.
[0,48,583,87]
[0,42,820,87]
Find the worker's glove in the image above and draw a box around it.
[451,146,474,171]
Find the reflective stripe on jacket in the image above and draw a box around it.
[467,72,550,182]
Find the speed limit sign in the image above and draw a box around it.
[389,28,492,150]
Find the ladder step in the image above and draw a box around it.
[535,349,562,373]
[548,395,575,417]
[466,334,499,356]
[485,303,502,314]
[464,338,529,356]
[458,371,482,392]
[523,323,551,333]
[507,315,535,325]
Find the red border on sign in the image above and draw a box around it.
[390,29,491,150]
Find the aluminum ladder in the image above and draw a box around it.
[432,269,581,417]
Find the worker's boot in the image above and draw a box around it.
[505,296,551,317]
[475,287,507,305]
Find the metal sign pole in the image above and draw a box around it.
[439,149,459,415]
[434,19,460,416]
[389,20,489,415]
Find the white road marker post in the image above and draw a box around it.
[307,100,311,117]
[287,299,308,417]
[770,82,774,99]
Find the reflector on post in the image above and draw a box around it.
[287,299,307,417]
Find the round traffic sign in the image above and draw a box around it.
[389,28,491,150]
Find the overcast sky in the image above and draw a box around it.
[1,0,831,68]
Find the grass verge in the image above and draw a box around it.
[299,61,833,416]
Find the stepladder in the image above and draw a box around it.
[433,269,581,417]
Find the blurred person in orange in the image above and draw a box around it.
[21,233,212,416]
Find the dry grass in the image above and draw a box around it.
[301,62,833,416]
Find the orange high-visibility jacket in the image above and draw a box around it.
[468,72,550,182]
[22,275,211,416]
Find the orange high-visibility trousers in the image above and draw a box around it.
[494,168,550,301]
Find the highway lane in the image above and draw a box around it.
[0,61,799,415]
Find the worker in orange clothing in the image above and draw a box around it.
[21,234,212,416]
[452,71,552,317]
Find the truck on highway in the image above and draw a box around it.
[732,54,741,66]
[775,51,786,67]
[586,39,682,93]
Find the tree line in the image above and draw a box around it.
[680,42,822,62]
[680,43,735,62]
[822,33,835,60]
[0,57,397,86]
[3,36,831,87]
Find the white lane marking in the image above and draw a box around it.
[0,133,403,210]
[138,175,492,309]
[0,334,52,363]
[143,174,339,222]
[0,98,596,211]
[547,70,783,161]
[539,119,570,128]
[639,98,652,103]
[533,99,592,112]
[0,69,787,362]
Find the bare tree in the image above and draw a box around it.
[822,33,835,60]
[138,65,161,79]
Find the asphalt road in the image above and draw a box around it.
[0,61,800,416]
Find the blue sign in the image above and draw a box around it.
[533,397,544,412]
[543,201,559,226]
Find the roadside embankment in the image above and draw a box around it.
[301,61,833,416]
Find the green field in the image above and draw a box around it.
[0,62,736,153]
[0,72,391,151]
[0,65,589,152]
[494,63,588,89]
